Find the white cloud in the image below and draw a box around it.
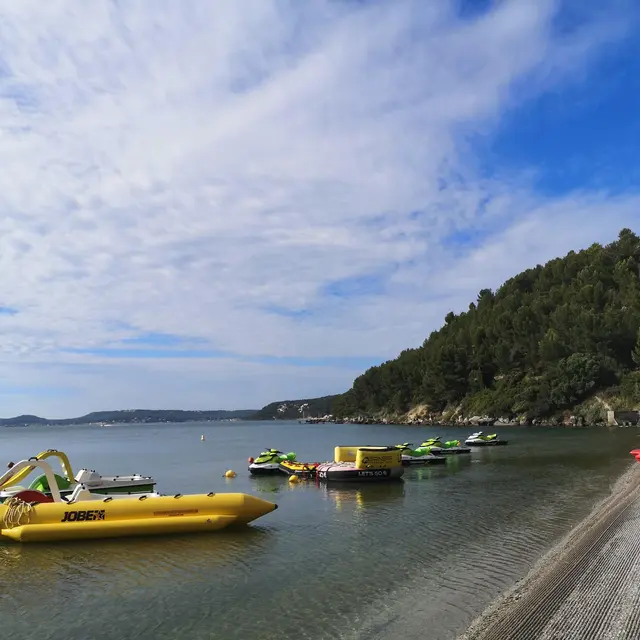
[0,0,636,415]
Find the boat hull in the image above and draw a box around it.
[0,493,278,543]
[464,440,508,446]
[0,483,157,505]
[248,463,282,476]
[438,447,471,454]
[401,454,446,466]
[316,463,404,482]
[78,483,156,494]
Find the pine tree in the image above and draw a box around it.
[633,328,640,368]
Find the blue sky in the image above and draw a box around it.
[480,32,640,195]
[0,0,638,417]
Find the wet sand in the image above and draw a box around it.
[459,463,640,640]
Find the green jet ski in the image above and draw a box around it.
[248,448,297,475]
[464,431,508,446]
[421,436,471,454]
[391,443,447,466]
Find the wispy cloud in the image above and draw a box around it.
[63,346,377,370]
[0,0,637,415]
[62,347,227,360]
[321,274,388,299]
[120,332,208,347]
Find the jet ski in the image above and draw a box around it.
[421,437,471,454]
[248,449,297,475]
[392,443,446,466]
[464,431,508,446]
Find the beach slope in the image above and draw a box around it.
[459,464,640,640]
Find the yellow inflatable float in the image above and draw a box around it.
[316,446,404,482]
[0,456,277,543]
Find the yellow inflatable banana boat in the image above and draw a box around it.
[0,456,277,543]
[1,492,278,542]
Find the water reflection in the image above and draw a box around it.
[0,526,279,639]
[321,482,406,511]
[0,527,275,600]
[249,474,289,494]
[407,456,472,481]
[442,454,473,471]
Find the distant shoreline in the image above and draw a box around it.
[0,408,257,427]
[1,419,246,427]
[3,417,629,429]
[298,416,623,429]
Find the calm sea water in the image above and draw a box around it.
[0,421,638,640]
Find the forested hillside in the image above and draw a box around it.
[332,229,640,422]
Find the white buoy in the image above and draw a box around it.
[201,434,205,441]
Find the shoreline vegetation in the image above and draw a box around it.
[458,462,640,640]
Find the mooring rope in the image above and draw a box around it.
[2,497,34,529]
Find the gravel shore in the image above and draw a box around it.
[458,462,640,640]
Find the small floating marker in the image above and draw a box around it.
[201,434,205,441]
[224,469,237,478]
[288,475,300,484]
[248,457,254,464]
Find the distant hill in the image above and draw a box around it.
[0,409,257,427]
[5,414,49,425]
[252,395,340,420]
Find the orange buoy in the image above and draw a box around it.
[248,457,254,464]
